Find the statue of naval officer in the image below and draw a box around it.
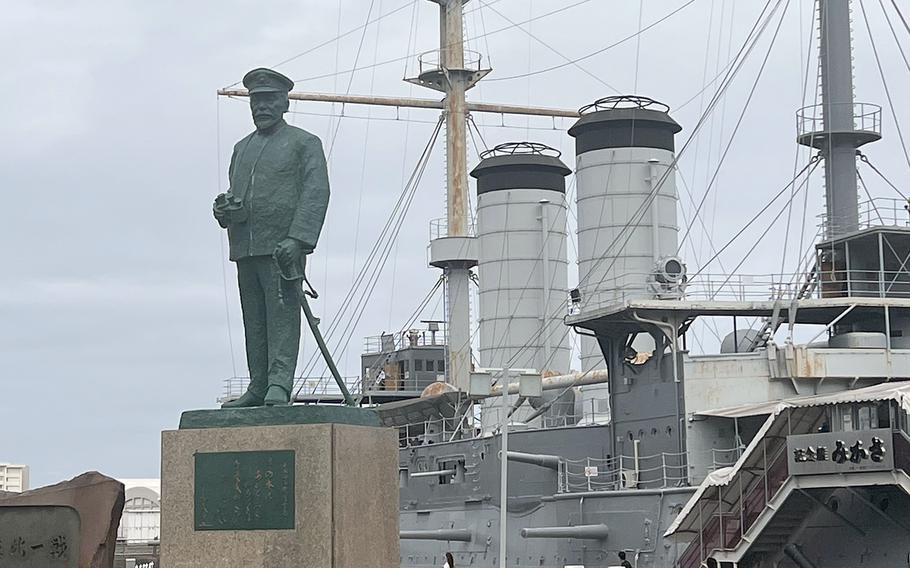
[214,68,329,407]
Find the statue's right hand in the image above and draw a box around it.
[213,195,229,228]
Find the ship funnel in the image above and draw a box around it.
[569,95,683,371]
[471,142,572,374]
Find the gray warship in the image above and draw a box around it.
[220,1,910,566]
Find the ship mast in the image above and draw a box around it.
[800,0,880,238]
[413,0,489,392]
[820,0,859,237]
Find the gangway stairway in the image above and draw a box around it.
[670,388,910,568]
[748,262,820,351]
[676,439,791,568]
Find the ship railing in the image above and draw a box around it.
[398,400,607,448]
[481,400,609,431]
[819,197,910,234]
[362,373,448,396]
[558,446,743,493]
[796,101,882,140]
[398,414,475,447]
[572,269,910,313]
[429,217,476,240]
[220,375,361,403]
[415,49,486,76]
[690,272,910,301]
[363,329,445,354]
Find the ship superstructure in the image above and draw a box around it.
[218,0,910,566]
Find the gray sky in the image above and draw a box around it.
[3,0,909,487]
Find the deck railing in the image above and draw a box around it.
[220,375,361,402]
[572,268,910,313]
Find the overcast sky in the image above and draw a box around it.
[3,0,909,487]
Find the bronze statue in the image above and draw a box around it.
[214,68,330,407]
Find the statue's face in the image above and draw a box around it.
[250,91,289,131]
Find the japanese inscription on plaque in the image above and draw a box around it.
[194,450,295,531]
[787,428,894,475]
[0,505,80,568]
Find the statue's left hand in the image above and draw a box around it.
[274,238,306,266]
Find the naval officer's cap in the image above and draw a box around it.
[243,68,294,94]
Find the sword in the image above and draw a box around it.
[275,253,356,407]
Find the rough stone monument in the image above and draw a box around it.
[160,68,399,568]
[0,471,125,568]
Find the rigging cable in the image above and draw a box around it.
[402,0,420,77]
[215,96,239,378]
[294,116,444,385]
[708,0,735,264]
[548,0,778,319]
[687,0,719,267]
[634,0,645,92]
[472,0,787,371]
[321,117,442,373]
[467,115,490,154]
[352,0,385,308]
[455,0,790,372]
[486,0,698,83]
[690,155,822,281]
[466,118,486,159]
[674,168,727,342]
[858,153,909,201]
[477,0,494,68]
[478,0,620,92]
[294,0,597,83]
[889,0,910,38]
[780,0,818,279]
[322,136,442,372]
[677,0,792,258]
[389,4,421,328]
[880,0,910,76]
[320,0,347,325]
[856,168,887,226]
[860,1,910,175]
[707,159,820,299]
[327,0,379,160]
[251,0,417,86]
[356,276,444,401]
[794,0,822,291]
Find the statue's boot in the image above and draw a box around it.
[221,390,264,408]
[264,385,291,406]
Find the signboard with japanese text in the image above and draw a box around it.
[194,450,295,531]
[787,428,893,475]
[0,505,80,568]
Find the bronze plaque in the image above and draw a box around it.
[194,450,295,531]
[0,505,80,568]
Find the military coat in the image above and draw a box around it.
[226,120,330,261]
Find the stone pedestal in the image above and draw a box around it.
[160,407,399,568]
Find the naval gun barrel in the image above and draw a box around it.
[505,451,561,470]
[489,369,609,396]
[409,469,457,478]
[520,524,609,540]
[399,529,472,542]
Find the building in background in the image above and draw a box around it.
[116,479,160,568]
[0,463,29,492]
